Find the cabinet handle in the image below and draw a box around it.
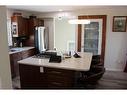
[51,82,62,85]
[50,71,62,74]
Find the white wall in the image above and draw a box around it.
[0,6,12,89]
[38,7,127,71]
[0,77,1,88]
[44,18,54,50]
[7,9,37,19]
[54,18,76,51]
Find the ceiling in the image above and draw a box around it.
[7,6,86,13]
[7,6,127,13]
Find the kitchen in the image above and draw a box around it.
[7,8,93,88]
[6,7,99,89]
[0,5,126,89]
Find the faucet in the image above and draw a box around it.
[14,42,17,47]
[20,42,23,47]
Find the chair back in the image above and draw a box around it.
[79,66,105,85]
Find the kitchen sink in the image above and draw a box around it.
[10,49,17,52]
[9,47,25,52]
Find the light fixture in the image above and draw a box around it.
[58,9,63,12]
[57,12,70,20]
[68,19,90,24]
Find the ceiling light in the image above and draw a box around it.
[68,19,90,24]
[59,9,63,12]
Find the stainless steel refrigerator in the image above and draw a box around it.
[35,26,49,53]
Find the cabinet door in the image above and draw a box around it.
[19,64,45,89]
[22,18,28,36]
[9,54,16,78]
[11,16,28,37]
[9,49,35,78]
[44,67,75,88]
[38,19,44,26]
[124,60,127,72]
[13,52,22,76]
[17,16,24,36]
[26,18,37,46]
[10,52,22,77]
[21,48,35,59]
[11,16,19,37]
[26,18,44,46]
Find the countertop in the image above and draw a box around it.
[9,47,35,54]
[18,52,93,71]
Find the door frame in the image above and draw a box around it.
[77,15,107,64]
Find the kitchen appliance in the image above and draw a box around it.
[35,26,49,53]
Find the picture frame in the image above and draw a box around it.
[112,16,127,32]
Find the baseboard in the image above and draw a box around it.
[105,68,123,72]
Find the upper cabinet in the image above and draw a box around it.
[24,17,44,46]
[11,15,28,37]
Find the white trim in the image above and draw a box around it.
[81,19,102,55]
[53,17,56,49]
[106,68,123,72]
[67,40,75,51]
[0,77,1,88]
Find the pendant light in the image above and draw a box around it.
[68,19,90,24]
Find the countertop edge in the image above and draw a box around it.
[9,47,35,54]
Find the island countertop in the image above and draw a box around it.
[18,52,93,71]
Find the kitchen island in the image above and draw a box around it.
[18,52,92,89]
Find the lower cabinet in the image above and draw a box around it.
[19,64,75,89]
[19,64,46,89]
[10,52,22,78]
[124,60,127,72]
[9,48,35,78]
[44,67,75,88]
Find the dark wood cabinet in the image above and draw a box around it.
[19,64,46,89]
[10,52,22,78]
[19,64,75,89]
[23,18,28,36]
[11,16,28,37]
[25,18,44,46]
[9,48,35,78]
[124,60,127,72]
[38,19,44,26]
[44,67,75,88]
[21,48,35,59]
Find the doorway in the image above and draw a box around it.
[77,15,107,64]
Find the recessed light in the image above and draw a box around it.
[59,9,63,12]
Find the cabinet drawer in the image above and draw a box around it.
[44,67,74,77]
[21,48,35,59]
[47,82,70,88]
[47,74,73,83]
[21,51,29,59]
[47,76,73,88]
[44,67,75,88]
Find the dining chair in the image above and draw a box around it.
[77,66,105,88]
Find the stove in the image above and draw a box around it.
[33,51,57,59]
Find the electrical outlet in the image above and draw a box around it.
[40,67,44,73]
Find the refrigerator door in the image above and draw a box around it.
[38,27,46,53]
[35,26,49,54]
[35,27,45,53]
